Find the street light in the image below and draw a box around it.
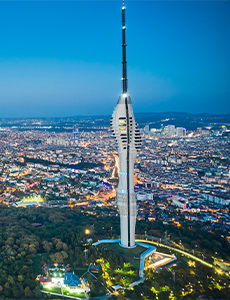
[85,229,91,235]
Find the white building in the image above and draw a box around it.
[171,196,188,209]
[164,125,176,136]
[176,127,186,137]
[144,125,150,135]
[136,191,153,201]
[203,193,230,206]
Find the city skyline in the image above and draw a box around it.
[0,1,229,298]
[0,0,230,117]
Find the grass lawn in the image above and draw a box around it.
[43,286,85,298]
[103,242,146,269]
[63,288,85,297]
[43,286,61,293]
[96,242,147,288]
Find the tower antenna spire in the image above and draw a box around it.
[122,0,127,94]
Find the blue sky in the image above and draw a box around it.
[0,0,229,117]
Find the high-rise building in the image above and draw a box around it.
[144,125,150,135]
[73,125,79,141]
[164,125,176,136]
[110,0,141,248]
[176,127,186,137]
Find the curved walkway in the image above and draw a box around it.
[136,239,214,268]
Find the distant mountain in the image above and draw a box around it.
[0,112,229,131]
[134,112,230,130]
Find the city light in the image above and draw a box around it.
[85,229,91,235]
[0,0,229,299]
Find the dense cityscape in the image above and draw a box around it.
[1,116,229,225]
[0,0,230,298]
[0,114,229,299]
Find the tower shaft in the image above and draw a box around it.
[111,0,142,248]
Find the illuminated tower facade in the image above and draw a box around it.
[110,0,141,248]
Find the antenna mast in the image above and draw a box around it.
[122,0,128,94]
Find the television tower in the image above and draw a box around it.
[110,0,141,248]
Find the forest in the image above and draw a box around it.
[0,205,229,299]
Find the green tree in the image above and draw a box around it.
[24,286,32,297]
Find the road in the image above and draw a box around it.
[135,239,214,268]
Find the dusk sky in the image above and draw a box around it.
[0,0,229,118]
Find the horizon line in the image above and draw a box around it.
[0,111,230,120]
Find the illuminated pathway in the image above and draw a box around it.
[136,239,214,268]
[41,290,87,300]
[94,238,215,269]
